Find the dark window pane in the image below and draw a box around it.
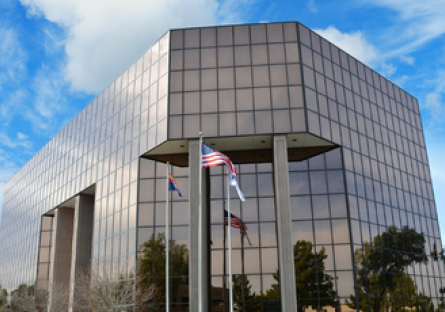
[261,224,277,247]
[273,110,291,133]
[269,44,285,63]
[218,47,234,67]
[314,220,331,244]
[170,29,183,49]
[271,87,289,108]
[291,196,312,219]
[201,48,217,68]
[289,86,303,108]
[292,220,313,243]
[184,29,199,48]
[267,23,284,42]
[219,90,235,112]
[290,172,310,195]
[184,49,199,69]
[252,45,268,65]
[312,195,329,219]
[327,170,345,193]
[217,26,233,45]
[259,198,276,222]
[310,171,327,194]
[139,180,154,202]
[170,50,183,70]
[253,66,270,87]
[234,46,251,66]
[184,70,199,91]
[184,92,200,114]
[254,88,271,110]
[236,89,253,111]
[237,112,255,135]
[287,64,301,85]
[330,194,347,218]
[285,43,299,63]
[251,24,267,43]
[284,22,298,41]
[218,68,235,89]
[258,173,274,196]
[270,65,287,86]
[219,113,236,136]
[202,91,218,113]
[242,198,258,222]
[201,27,216,47]
[334,246,352,270]
[234,25,250,45]
[202,114,218,137]
[235,67,252,88]
[169,72,182,92]
[183,115,200,138]
[138,203,154,226]
[301,45,313,67]
[299,24,311,47]
[332,219,350,243]
[255,111,272,134]
[201,69,217,90]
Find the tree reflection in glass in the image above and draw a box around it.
[265,240,337,312]
[137,232,189,311]
[347,226,429,312]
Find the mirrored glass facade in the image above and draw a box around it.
[0,22,443,312]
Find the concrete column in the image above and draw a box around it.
[68,194,95,312]
[189,140,210,312]
[48,207,74,311]
[273,135,298,311]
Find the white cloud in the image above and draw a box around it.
[0,133,32,149]
[314,26,379,66]
[17,132,27,140]
[363,0,445,55]
[18,0,221,94]
[307,0,318,13]
[380,62,397,77]
[400,55,415,65]
[393,74,409,87]
[0,25,27,92]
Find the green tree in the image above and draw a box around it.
[0,284,8,311]
[347,226,428,312]
[137,232,189,311]
[231,275,262,312]
[264,240,337,312]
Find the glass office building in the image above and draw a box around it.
[0,22,443,312]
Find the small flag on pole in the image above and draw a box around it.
[168,173,182,197]
[224,210,252,246]
[202,143,245,201]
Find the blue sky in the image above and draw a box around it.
[1,0,445,236]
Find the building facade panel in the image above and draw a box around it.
[0,32,170,289]
[0,21,443,312]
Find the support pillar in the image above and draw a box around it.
[68,194,95,312]
[48,207,74,311]
[273,135,298,311]
[189,140,210,312]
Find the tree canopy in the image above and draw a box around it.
[347,225,428,312]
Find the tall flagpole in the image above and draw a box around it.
[223,201,228,312]
[227,171,234,312]
[198,132,203,312]
[166,161,170,312]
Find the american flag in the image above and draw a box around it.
[224,210,252,246]
[201,143,237,175]
[224,210,247,232]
